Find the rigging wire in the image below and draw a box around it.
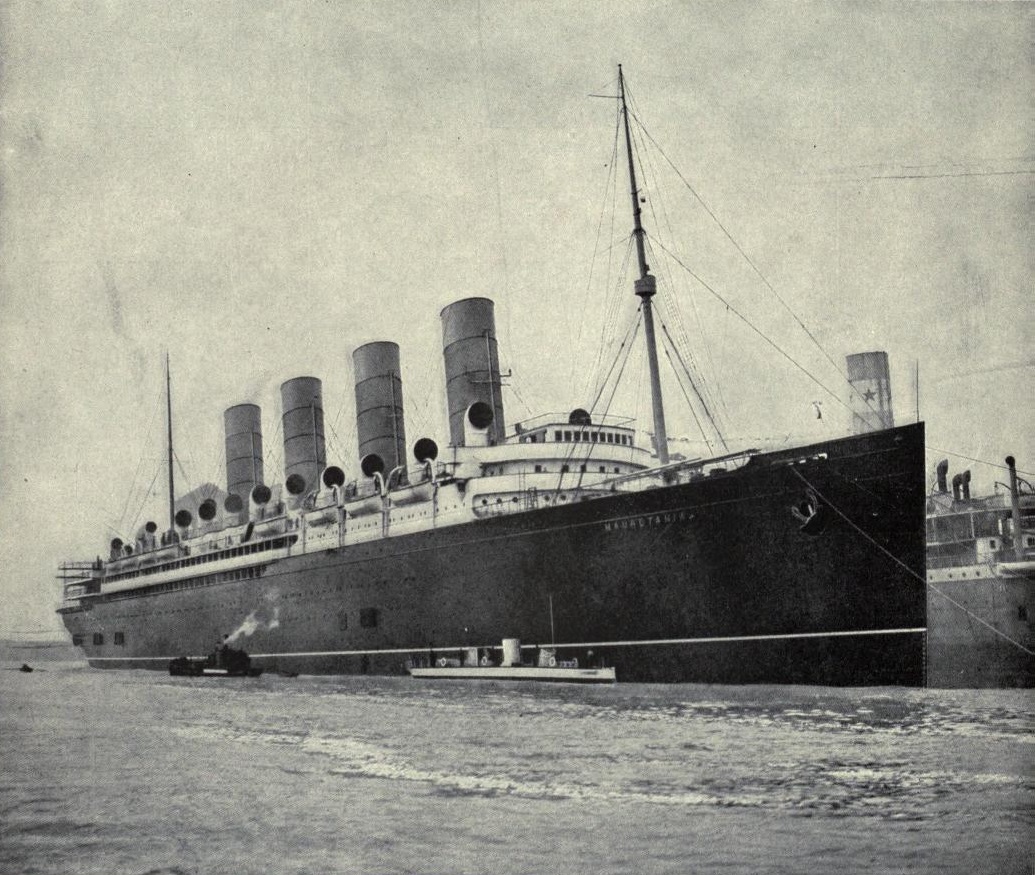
[629,106,888,424]
[587,236,636,401]
[115,386,164,536]
[625,83,728,425]
[590,311,642,420]
[661,341,714,457]
[573,314,642,492]
[124,467,162,538]
[552,313,641,495]
[648,241,727,432]
[652,237,858,417]
[173,452,195,502]
[574,106,622,395]
[659,322,728,452]
[325,416,349,469]
[506,381,536,423]
[789,467,1035,658]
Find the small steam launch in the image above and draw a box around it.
[57,68,930,687]
[168,640,263,678]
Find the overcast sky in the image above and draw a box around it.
[1,1,1031,637]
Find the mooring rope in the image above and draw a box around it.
[789,466,1034,657]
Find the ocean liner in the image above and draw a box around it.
[57,69,927,685]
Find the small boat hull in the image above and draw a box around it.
[168,648,262,678]
[408,665,616,684]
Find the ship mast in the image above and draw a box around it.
[619,65,669,465]
[165,353,175,532]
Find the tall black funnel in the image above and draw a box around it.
[224,403,264,508]
[441,297,505,447]
[281,376,326,495]
[353,342,407,476]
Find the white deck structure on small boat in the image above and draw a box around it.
[407,638,617,684]
[408,665,616,684]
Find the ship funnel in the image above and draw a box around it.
[281,377,326,494]
[846,352,894,435]
[441,298,506,447]
[936,459,949,493]
[1006,456,1025,561]
[353,342,407,478]
[952,473,963,502]
[224,404,264,512]
[961,470,971,501]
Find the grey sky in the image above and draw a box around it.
[1,1,1031,636]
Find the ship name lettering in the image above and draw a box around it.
[603,509,689,533]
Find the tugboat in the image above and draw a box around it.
[408,639,617,684]
[168,639,263,678]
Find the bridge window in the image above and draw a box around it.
[1019,605,1028,621]
[360,608,379,628]
[92,633,104,646]
[554,431,562,441]
[114,632,125,646]
[561,464,569,473]
[564,430,572,441]
[535,465,544,473]
[72,634,84,647]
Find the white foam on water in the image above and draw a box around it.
[172,723,770,809]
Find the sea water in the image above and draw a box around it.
[1,662,1031,874]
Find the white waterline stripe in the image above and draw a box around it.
[87,627,926,662]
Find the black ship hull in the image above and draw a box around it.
[61,423,927,686]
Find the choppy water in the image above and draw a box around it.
[1,663,1032,874]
